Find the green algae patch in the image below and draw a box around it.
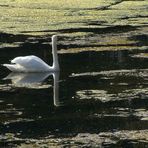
[131,53,148,59]
[0,0,147,36]
[0,0,147,52]
[0,0,111,35]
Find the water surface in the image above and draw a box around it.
[0,49,148,147]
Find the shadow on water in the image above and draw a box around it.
[0,48,148,146]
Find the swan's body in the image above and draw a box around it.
[3,35,59,72]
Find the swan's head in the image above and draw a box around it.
[52,35,58,42]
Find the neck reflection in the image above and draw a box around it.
[4,72,64,107]
[52,72,64,107]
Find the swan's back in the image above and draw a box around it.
[4,55,51,72]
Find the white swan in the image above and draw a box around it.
[3,35,60,72]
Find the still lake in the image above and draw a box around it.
[0,49,148,147]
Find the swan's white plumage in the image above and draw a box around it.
[11,55,50,72]
[3,63,24,72]
[3,55,51,72]
[3,35,59,72]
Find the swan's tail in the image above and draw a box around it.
[3,64,19,72]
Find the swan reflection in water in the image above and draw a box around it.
[4,72,64,107]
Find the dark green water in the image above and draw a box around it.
[0,49,148,147]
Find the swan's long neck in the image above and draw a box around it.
[52,36,59,71]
